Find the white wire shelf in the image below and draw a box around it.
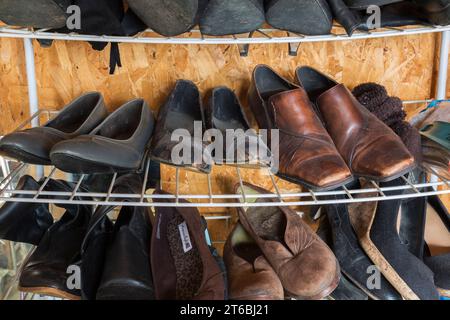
[0,105,448,209]
[0,24,449,45]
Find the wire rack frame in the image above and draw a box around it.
[1,24,450,44]
[0,106,449,208]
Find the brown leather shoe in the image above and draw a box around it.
[235,182,340,299]
[296,66,416,181]
[248,65,353,190]
[224,223,284,300]
[151,191,225,300]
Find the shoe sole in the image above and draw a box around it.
[265,0,332,35]
[349,200,420,300]
[354,162,417,184]
[276,172,355,192]
[51,152,139,174]
[284,258,341,300]
[0,0,68,29]
[0,144,52,165]
[340,269,390,301]
[199,0,265,36]
[127,0,199,37]
[18,286,81,300]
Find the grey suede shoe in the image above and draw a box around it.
[0,0,70,28]
[199,0,265,36]
[265,0,333,35]
[50,99,155,174]
[0,92,107,165]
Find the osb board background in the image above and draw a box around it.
[0,32,449,247]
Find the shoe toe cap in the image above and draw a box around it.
[353,138,415,180]
[0,130,58,163]
[280,241,339,299]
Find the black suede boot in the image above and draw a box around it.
[319,190,402,300]
[364,178,440,300]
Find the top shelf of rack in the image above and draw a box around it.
[0,24,450,45]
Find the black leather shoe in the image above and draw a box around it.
[0,92,107,165]
[0,0,70,28]
[0,175,53,245]
[328,0,427,36]
[344,0,402,9]
[352,2,427,31]
[150,80,212,174]
[80,196,115,300]
[127,0,208,36]
[205,86,271,167]
[50,99,155,174]
[413,0,450,25]
[199,0,265,36]
[18,180,93,300]
[265,0,333,35]
[319,195,403,300]
[94,174,155,300]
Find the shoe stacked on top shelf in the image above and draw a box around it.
[0,0,449,37]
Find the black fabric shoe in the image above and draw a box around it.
[94,174,155,300]
[50,99,155,174]
[18,180,93,300]
[0,92,107,165]
[0,0,70,29]
[37,0,147,74]
[199,0,265,36]
[265,0,333,35]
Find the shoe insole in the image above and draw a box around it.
[255,67,294,102]
[49,94,102,134]
[234,243,264,266]
[245,204,286,243]
[98,103,142,140]
[425,203,450,256]
[167,213,203,300]
[236,185,287,243]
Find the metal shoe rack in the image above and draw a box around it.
[0,24,449,209]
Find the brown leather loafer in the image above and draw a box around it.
[248,65,353,190]
[235,182,340,300]
[296,66,416,182]
[224,223,284,300]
